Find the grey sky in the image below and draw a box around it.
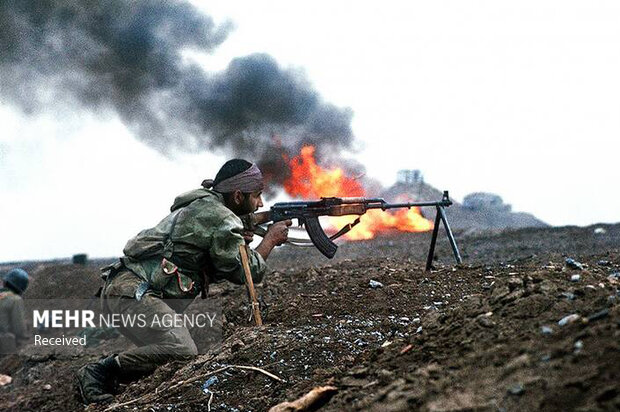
[1,1,618,261]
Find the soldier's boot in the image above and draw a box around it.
[75,355,120,404]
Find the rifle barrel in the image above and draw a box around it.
[369,200,452,210]
[390,200,451,208]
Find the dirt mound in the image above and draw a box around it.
[24,264,103,300]
[1,224,619,411]
[332,256,620,411]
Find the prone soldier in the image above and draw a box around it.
[75,159,291,404]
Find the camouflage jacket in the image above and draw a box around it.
[118,188,266,301]
[0,288,27,339]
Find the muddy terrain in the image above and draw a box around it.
[1,222,619,411]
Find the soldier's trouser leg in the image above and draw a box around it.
[104,294,197,377]
[0,332,17,354]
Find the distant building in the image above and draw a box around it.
[463,192,511,212]
[397,170,423,185]
[383,174,547,230]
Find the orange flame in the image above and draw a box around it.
[283,145,432,239]
[284,146,365,198]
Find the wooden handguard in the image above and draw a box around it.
[325,204,367,216]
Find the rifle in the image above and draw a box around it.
[241,190,462,271]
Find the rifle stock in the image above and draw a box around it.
[243,211,272,229]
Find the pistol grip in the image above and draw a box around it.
[305,217,338,258]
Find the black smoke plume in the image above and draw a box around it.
[0,0,359,194]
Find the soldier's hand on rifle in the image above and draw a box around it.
[265,220,292,246]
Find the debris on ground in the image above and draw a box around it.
[0,375,11,387]
[201,376,218,395]
[565,257,585,270]
[368,280,384,289]
[558,314,581,326]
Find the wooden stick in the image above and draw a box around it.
[230,364,285,382]
[104,364,284,411]
[269,386,338,412]
[239,244,263,326]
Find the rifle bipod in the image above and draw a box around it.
[425,191,462,271]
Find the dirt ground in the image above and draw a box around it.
[1,222,619,411]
